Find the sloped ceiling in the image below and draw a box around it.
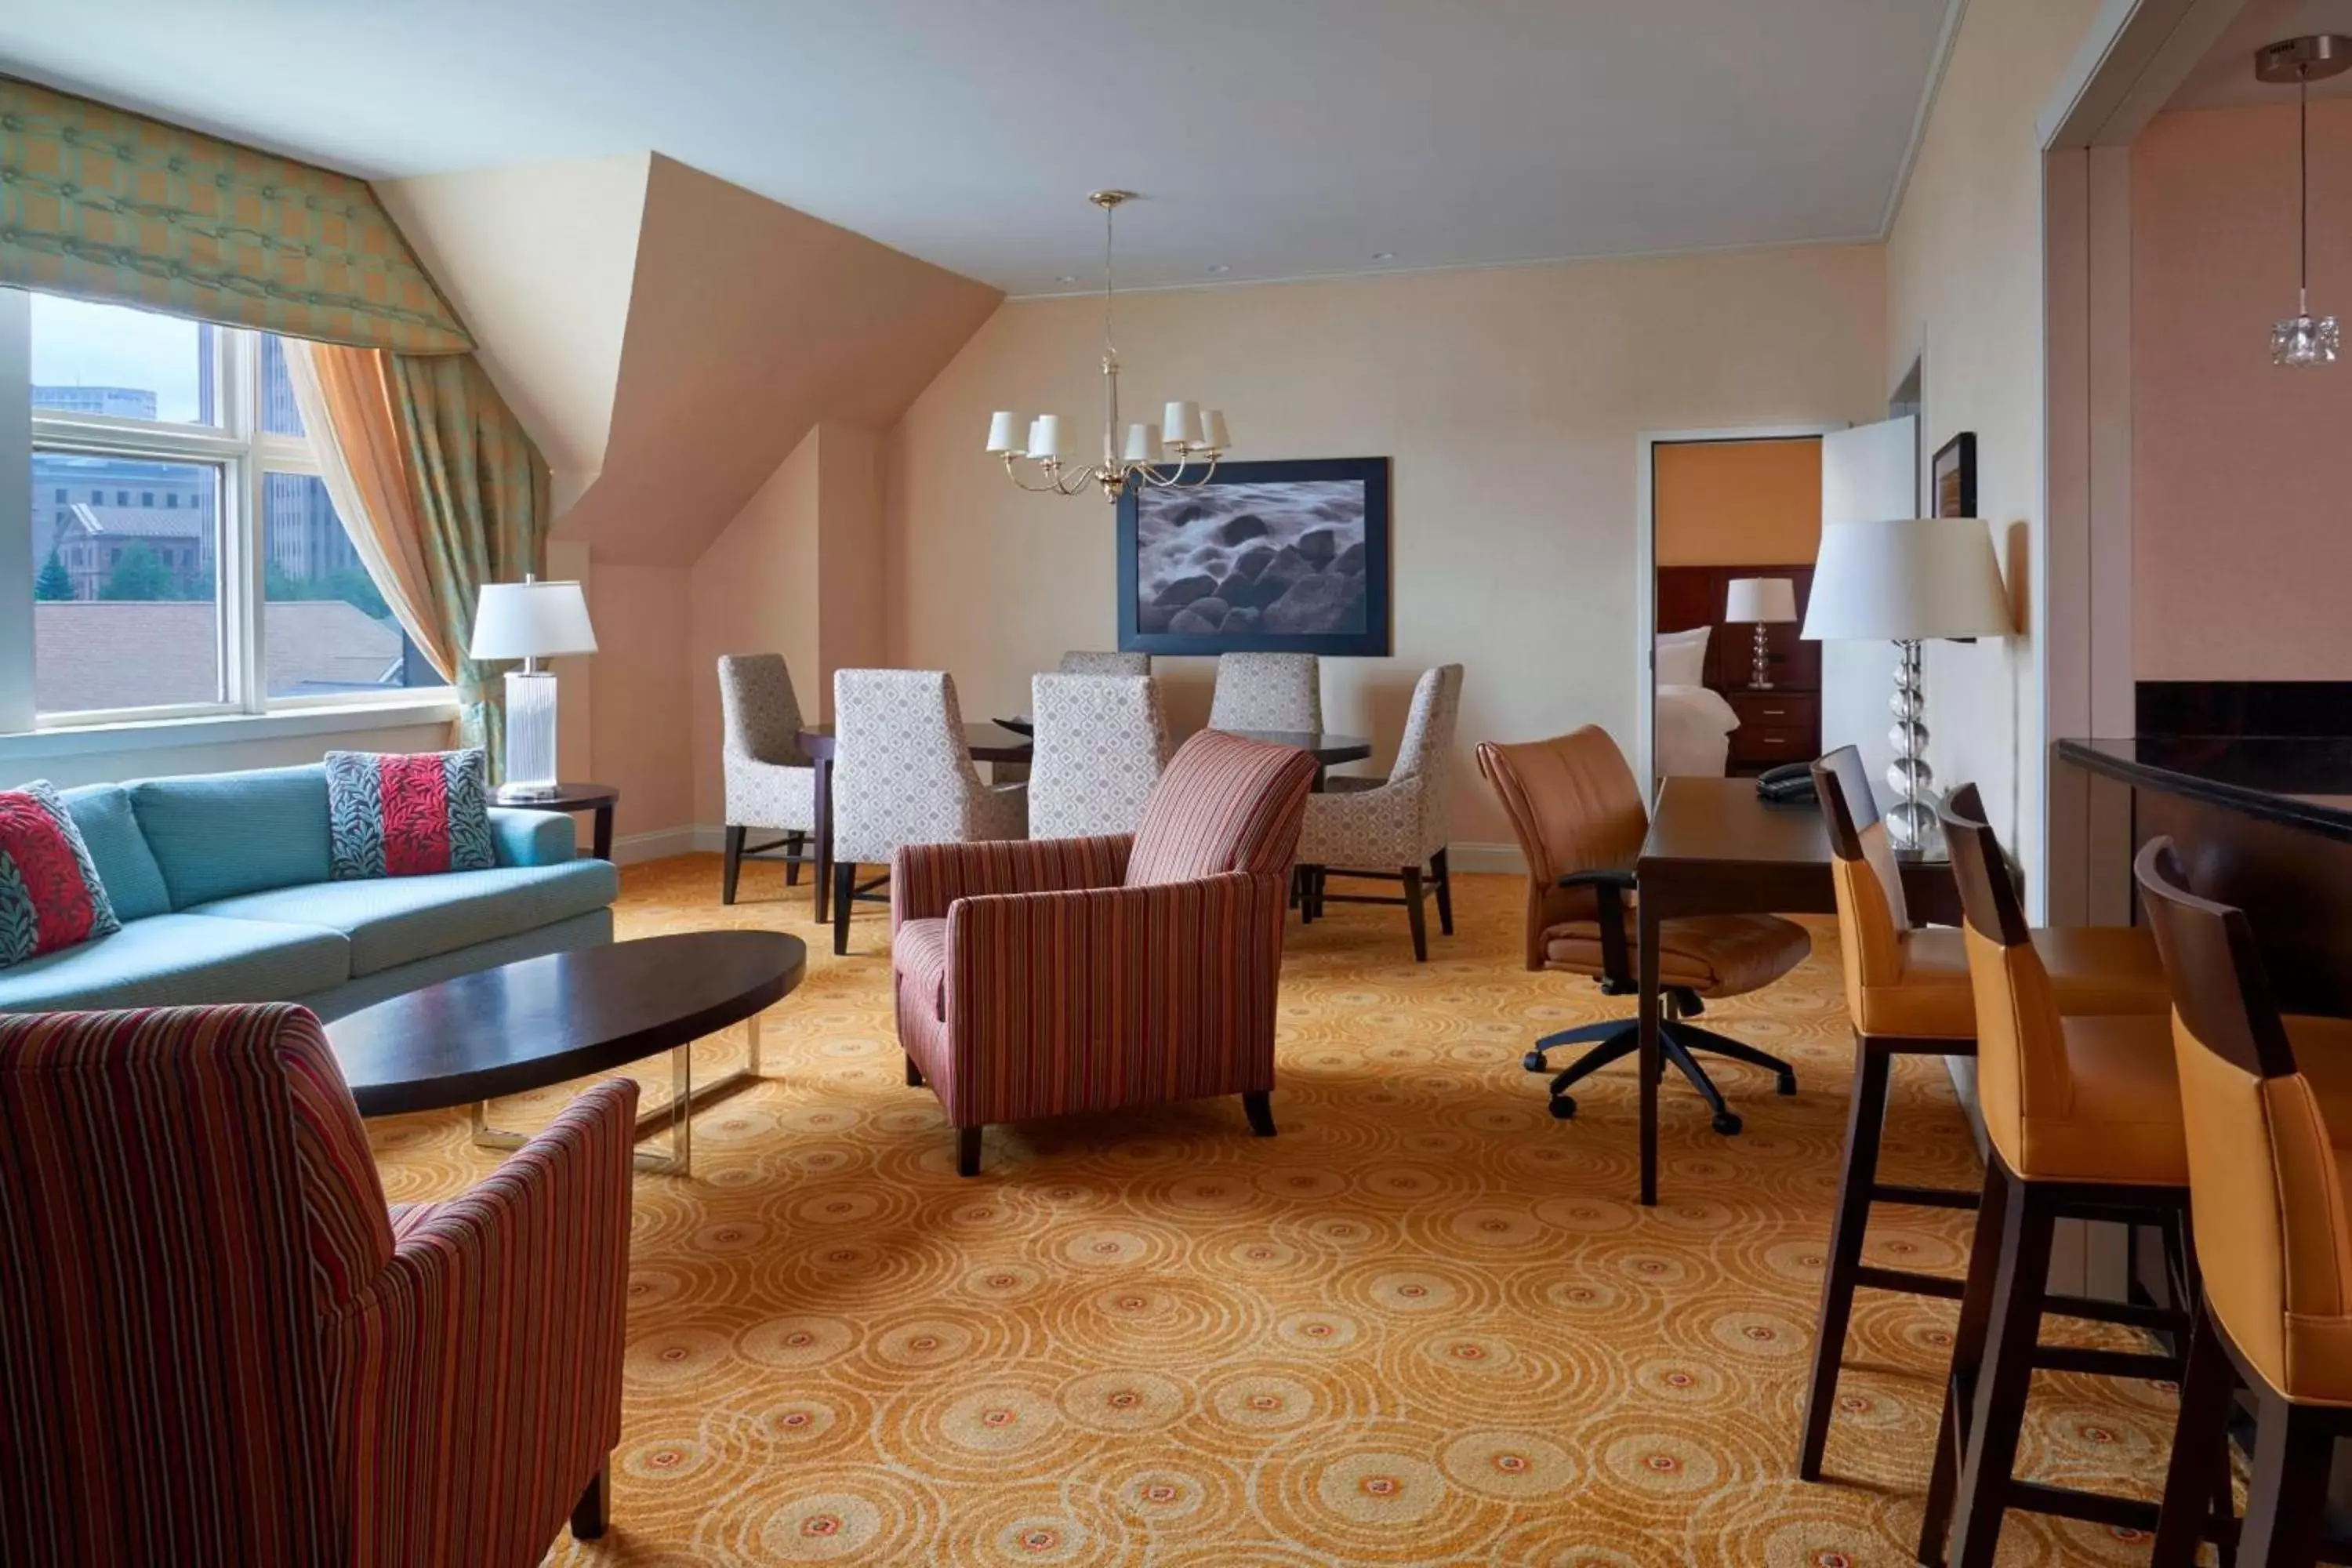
[383,152,1001,564]
[558,157,1000,564]
[376,155,650,500]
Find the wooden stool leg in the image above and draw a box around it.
[2241,1395,2332,1568]
[1798,1036,1893,1479]
[1948,1171,2056,1568]
[1920,1156,2016,1568]
[2152,1299,2237,1568]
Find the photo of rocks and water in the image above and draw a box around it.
[1132,478,1370,639]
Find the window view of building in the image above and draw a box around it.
[24,292,436,716]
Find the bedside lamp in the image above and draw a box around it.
[1802,518,2010,849]
[470,576,598,800]
[1724,577,1798,690]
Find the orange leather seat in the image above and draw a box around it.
[1855,924,2169,1039]
[1543,911,1808,995]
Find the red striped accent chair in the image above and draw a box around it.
[0,1004,637,1568]
[891,729,1319,1175]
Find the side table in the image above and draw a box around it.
[499,781,619,860]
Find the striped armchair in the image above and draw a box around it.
[0,1004,636,1568]
[890,730,1319,1175]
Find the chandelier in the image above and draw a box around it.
[2261,35,2350,366]
[985,191,1229,500]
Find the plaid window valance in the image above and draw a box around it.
[0,77,472,354]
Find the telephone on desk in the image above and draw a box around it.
[1755,762,1817,804]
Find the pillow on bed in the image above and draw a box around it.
[1655,626,1711,687]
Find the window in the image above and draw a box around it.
[20,292,445,723]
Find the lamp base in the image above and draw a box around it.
[1884,640,1937,852]
[503,670,561,796]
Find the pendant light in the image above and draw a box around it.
[2261,35,2351,366]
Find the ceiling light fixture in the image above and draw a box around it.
[986,191,1229,500]
[2260,34,2350,366]
[1371,252,1395,262]
[1207,263,1231,274]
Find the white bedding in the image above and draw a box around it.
[1656,684,1740,778]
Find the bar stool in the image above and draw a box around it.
[1919,784,2196,1568]
[1796,749,2170,1480]
[2139,838,2352,1568]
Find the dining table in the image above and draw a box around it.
[791,720,1373,921]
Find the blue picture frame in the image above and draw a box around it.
[1116,456,1392,657]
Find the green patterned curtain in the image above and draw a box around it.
[0,76,471,354]
[384,353,550,779]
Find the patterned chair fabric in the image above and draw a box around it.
[889,731,1318,1171]
[1298,664,1463,868]
[1058,650,1152,677]
[717,654,816,832]
[0,1004,636,1568]
[1028,673,1172,840]
[831,670,1026,865]
[1207,652,1323,733]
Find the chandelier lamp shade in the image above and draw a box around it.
[2261,34,2351,367]
[469,577,598,799]
[1802,517,2010,851]
[985,191,1230,500]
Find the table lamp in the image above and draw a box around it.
[1802,518,2010,849]
[469,576,598,799]
[1724,577,1798,689]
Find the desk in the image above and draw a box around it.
[1634,776,1958,1206]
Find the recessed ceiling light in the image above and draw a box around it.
[1207,263,1231,274]
[1371,252,1395,263]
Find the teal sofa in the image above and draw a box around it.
[0,764,618,1020]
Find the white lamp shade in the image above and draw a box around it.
[1725,576,1798,624]
[469,580,599,659]
[1802,517,2012,641]
[1200,408,1231,450]
[985,410,1023,454]
[1030,414,1062,460]
[1163,401,1203,445]
[1123,422,1162,461]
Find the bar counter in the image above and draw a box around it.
[2057,735,2352,1013]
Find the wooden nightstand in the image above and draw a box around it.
[1722,689,1821,776]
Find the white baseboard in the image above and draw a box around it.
[1444,841,1526,876]
[614,830,1529,876]
[610,826,706,866]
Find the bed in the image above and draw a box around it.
[1656,682,1740,777]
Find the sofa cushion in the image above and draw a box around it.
[0,782,122,967]
[59,784,172,922]
[0,913,351,1012]
[188,859,619,976]
[324,748,495,879]
[131,764,332,907]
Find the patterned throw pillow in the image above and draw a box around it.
[0,780,122,967]
[324,749,496,880]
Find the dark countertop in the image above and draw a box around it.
[2055,736,2352,844]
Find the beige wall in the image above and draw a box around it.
[2133,101,2352,680]
[1885,0,2103,889]
[886,245,1887,851]
[588,564,694,842]
[1653,438,1822,566]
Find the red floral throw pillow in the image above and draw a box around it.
[324,748,496,880]
[0,780,122,968]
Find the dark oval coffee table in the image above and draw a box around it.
[328,931,806,1174]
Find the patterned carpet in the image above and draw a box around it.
[365,858,2183,1567]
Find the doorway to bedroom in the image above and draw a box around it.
[1639,432,1827,787]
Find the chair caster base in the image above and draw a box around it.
[1548,1095,1577,1120]
[1522,1051,1548,1073]
[1777,1073,1798,1096]
[1712,1111,1744,1136]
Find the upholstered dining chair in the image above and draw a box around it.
[717,653,819,910]
[1058,649,1152,676]
[1475,725,1806,1134]
[889,730,1318,1175]
[1028,672,1172,839]
[830,669,1026,956]
[1294,663,1463,960]
[0,1004,636,1568]
[1208,652,1322,733]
